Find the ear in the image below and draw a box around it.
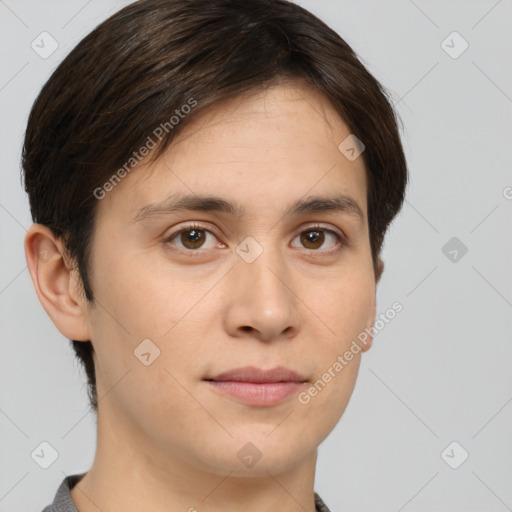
[24,224,91,341]
[374,255,384,284]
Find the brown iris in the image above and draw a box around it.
[300,229,325,250]
[177,227,327,251]
[180,228,206,249]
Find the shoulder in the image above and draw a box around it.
[314,491,332,512]
[40,473,85,512]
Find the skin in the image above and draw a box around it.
[25,79,380,512]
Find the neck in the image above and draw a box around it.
[70,401,319,512]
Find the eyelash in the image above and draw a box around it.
[163,222,346,257]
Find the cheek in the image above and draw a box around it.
[295,346,361,447]
[89,246,185,340]
[305,264,375,345]
[294,265,374,429]
[87,250,211,396]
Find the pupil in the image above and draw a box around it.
[183,229,204,248]
[302,230,324,248]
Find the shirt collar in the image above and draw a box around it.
[46,473,331,512]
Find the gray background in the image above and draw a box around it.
[1,1,511,511]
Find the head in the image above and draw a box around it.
[22,0,406,475]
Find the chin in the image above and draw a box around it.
[198,430,315,476]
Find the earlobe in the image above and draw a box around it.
[375,256,384,284]
[24,224,91,341]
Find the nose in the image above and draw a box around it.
[222,241,301,342]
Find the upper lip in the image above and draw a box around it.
[205,365,307,383]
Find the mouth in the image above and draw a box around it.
[203,366,308,407]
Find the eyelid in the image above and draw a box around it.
[298,222,345,240]
[163,221,347,255]
[163,221,223,256]
[293,223,347,254]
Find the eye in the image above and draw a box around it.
[164,223,223,252]
[291,225,344,253]
[163,222,345,255]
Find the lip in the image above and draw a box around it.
[206,365,307,383]
[204,366,308,407]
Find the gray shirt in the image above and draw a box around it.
[41,473,332,512]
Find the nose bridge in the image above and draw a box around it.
[239,234,292,301]
[228,233,299,337]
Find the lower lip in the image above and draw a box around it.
[205,380,304,406]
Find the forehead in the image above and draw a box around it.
[96,80,368,224]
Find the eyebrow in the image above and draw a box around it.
[132,192,365,224]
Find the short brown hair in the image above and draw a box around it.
[22,0,408,413]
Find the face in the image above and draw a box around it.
[82,80,376,476]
